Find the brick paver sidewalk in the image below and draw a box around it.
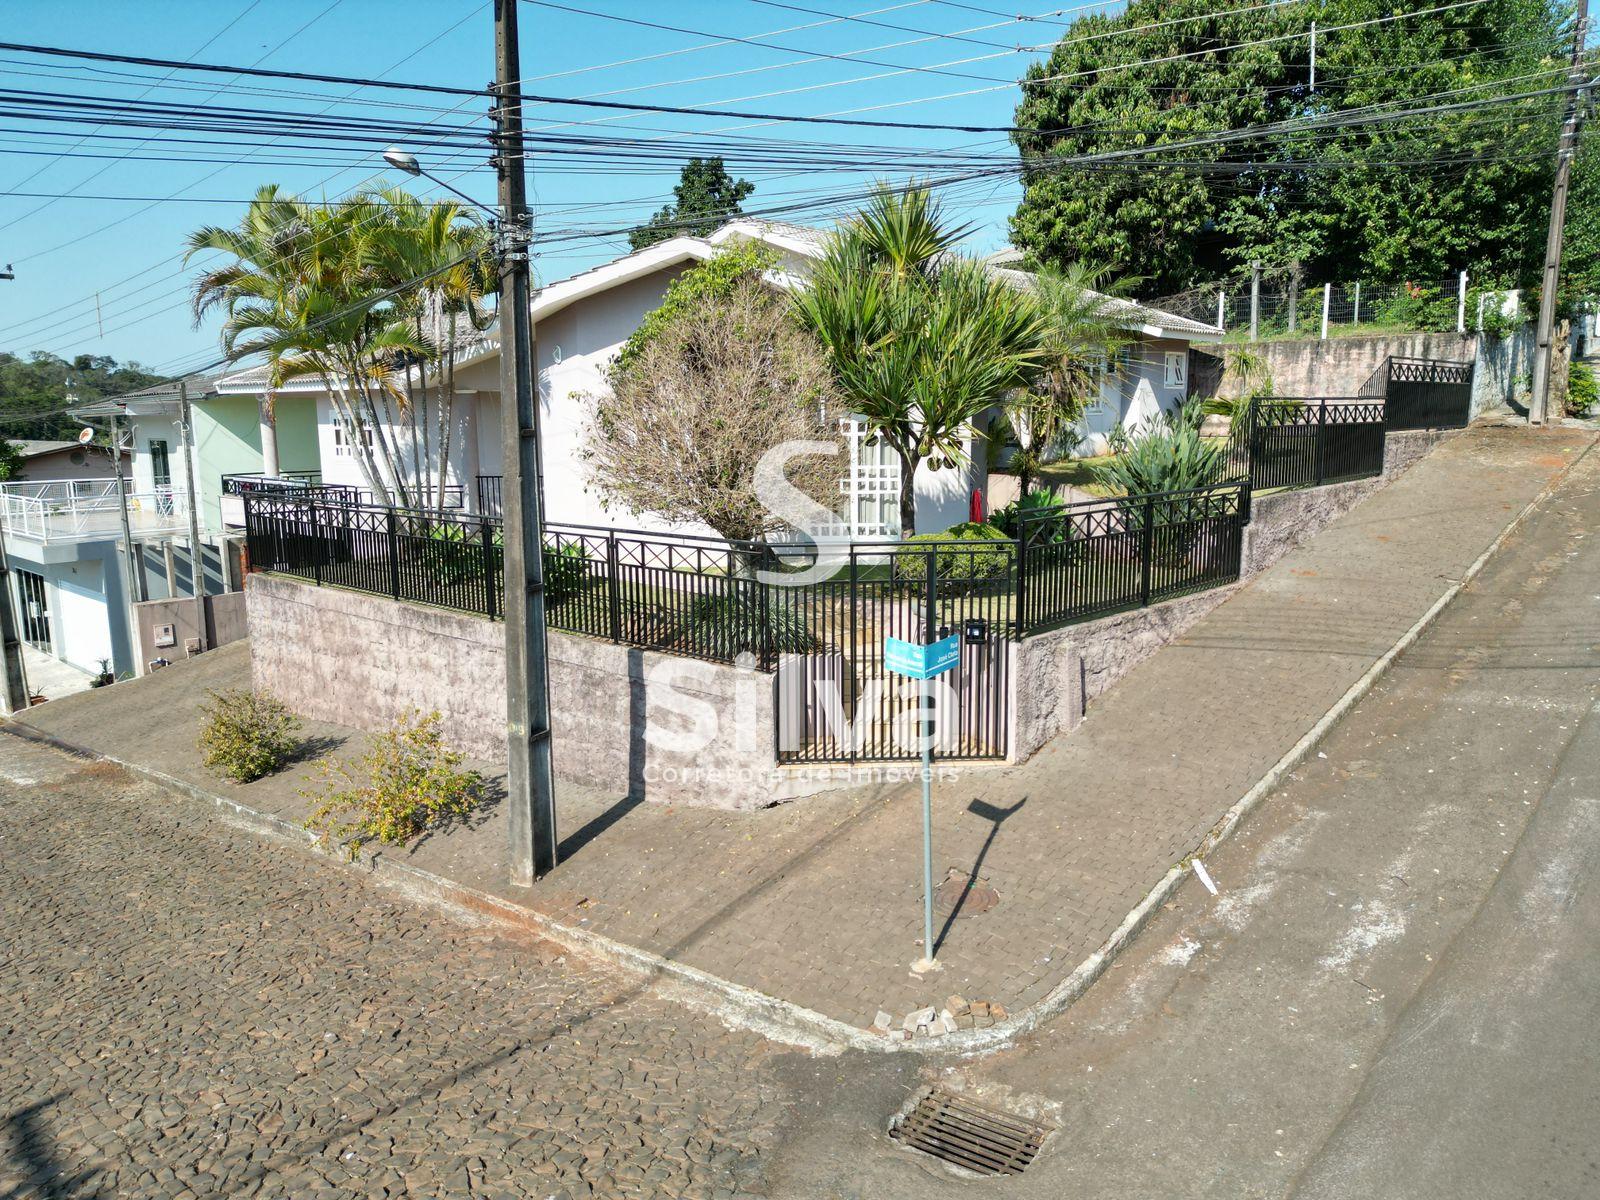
[15,425,1594,1039]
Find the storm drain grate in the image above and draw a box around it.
[891,1089,1049,1176]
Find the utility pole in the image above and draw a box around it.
[111,416,145,677]
[0,262,25,712]
[1531,0,1590,426]
[493,0,558,884]
[178,380,208,652]
[1309,21,1317,93]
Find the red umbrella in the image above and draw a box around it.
[969,488,985,523]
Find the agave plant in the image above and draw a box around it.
[1091,419,1225,498]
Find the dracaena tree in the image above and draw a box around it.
[793,185,1047,536]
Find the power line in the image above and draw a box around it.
[515,0,1014,82]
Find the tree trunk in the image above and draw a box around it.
[436,312,458,517]
[897,447,918,538]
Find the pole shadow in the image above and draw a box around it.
[932,795,1027,957]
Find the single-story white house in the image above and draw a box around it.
[202,219,1221,539]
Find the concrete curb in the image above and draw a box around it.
[6,432,1592,1058]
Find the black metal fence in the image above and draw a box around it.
[476,474,503,517]
[245,483,1251,763]
[1364,356,1474,430]
[777,540,1015,764]
[221,471,337,497]
[1221,399,1387,492]
[246,493,504,619]
[1015,482,1248,635]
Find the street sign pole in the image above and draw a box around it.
[885,629,960,974]
[917,669,935,971]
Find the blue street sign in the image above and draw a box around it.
[884,633,961,680]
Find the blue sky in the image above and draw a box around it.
[0,0,1094,374]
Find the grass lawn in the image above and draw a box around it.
[1033,455,1122,498]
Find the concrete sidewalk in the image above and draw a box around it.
[11,424,1594,1049]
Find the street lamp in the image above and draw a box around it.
[381,147,497,219]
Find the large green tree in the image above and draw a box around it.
[1011,0,1570,292]
[628,158,756,251]
[189,184,492,507]
[0,352,164,441]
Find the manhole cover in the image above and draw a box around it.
[891,1088,1048,1176]
[934,868,1000,917]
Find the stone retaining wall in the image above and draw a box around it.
[247,573,782,810]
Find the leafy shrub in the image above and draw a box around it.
[681,587,818,659]
[302,709,482,857]
[426,523,590,606]
[1568,361,1598,418]
[543,541,591,607]
[89,658,115,688]
[1368,282,1455,332]
[991,489,1071,545]
[1091,420,1225,497]
[199,688,303,783]
[425,521,487,587]
[895,522,1014,582]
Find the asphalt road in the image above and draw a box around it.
[764,444,1600,1198]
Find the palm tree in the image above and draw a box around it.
[188,184,312,477]
[363,186,496,515]
[794,186,1046,536]
[188,188,449,507]
[997,263,1137,497]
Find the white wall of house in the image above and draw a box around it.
[127,411,188,495]
[534,262,699,533]
[1074,335,1195,456]
[312,389,488,506]
[5,538,133,677]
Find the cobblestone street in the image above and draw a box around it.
[0,737,796,1200]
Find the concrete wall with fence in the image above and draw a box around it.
[1213,331,1478,399]
[246,571,794,811]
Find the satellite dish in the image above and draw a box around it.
[77,427,94,445]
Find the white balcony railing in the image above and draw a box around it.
[0,479,191,544]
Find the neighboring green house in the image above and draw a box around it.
[190,380,319,533]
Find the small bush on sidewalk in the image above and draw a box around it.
[1568,362,1597,418]
[302,710,482,858]
[199,689,303,783]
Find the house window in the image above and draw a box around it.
[333,420,374,457]
[836,417,901,540]
[1163,351,1187,390]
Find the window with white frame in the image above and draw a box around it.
[1163,351,1187,390]
[830,416,901,540]
[333,419,374,457]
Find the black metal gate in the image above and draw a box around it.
[775,541,1012,765]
